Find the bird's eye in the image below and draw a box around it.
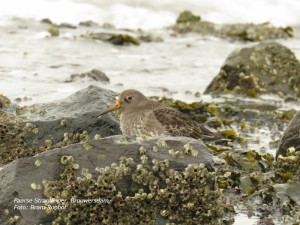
[126,95,133,101]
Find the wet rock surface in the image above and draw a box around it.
[172,11,293,41]
[204,42,300,99]
[0,135,230,225]
[277,110,300,157]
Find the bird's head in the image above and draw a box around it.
[99,89,148,117]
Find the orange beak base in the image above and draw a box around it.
[98,101,121,118]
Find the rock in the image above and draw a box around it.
[0,135,230,225]
[276,111,300,158]
[65,69,110,83]
[79,20,99,27]
[176,10,201,24]
[172,11,293,41]
[56,23,76,29]
[22,85,120,145]
[138,33,163,42]
[0,86,121,166]
[83,32,141,46]
[273,183,300,205]
[40,18,53,25]
[204,42,300,99]
[101,23,115,29]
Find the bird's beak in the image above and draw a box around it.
[98,101,121,118]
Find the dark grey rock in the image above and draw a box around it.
[0,135,213,225]
[277,111,300,158]
[204,42,300,99]
[82,32,141,46]
[22,85,120,146]
[66,69,110,83]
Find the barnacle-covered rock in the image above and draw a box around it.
[0,94,11,108]
[0,94,44,165]
[0,86,120,165]
[205,42,300,99]
[0,135,228,225]
[275,148,300,182]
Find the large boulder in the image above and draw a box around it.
[0,135,231,225]
[277,110,300,158]
[204,42,300,99]
[0,85,121,166]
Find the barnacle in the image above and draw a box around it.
[42,156,232,224]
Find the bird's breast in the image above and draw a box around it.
[120,111,166,137]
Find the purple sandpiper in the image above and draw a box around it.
[99,89,222,141]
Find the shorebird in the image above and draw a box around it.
[99,89,221,141]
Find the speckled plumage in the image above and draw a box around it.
[100,89,219,141]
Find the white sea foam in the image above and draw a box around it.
[0,0,299,29]
[0,0,101,25]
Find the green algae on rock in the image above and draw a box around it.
[210,140,300,224]
[205,42,300,99]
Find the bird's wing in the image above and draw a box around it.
[152,106,217,140]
